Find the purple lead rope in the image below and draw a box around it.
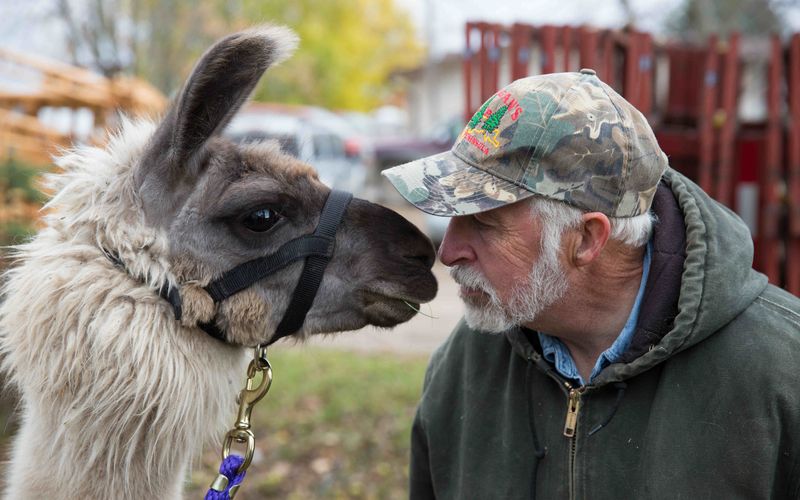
[205,454,247,500]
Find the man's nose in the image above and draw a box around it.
[438,216,476,267]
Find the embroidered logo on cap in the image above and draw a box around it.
[462,90,525,153]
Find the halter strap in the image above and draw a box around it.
[271,189,352,343]
[109,189,353,345]
[197,189,351,343]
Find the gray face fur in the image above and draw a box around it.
[133,26,437,345]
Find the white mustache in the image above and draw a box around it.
[449,265,504,306]
[450,265,491,291]
[448,264,509,332]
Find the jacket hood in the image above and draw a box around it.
[507,168,769,384]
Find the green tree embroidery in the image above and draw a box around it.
[468,99,492,128]
[483,105,508,133]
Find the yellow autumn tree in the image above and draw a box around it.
[50,0,421,110]
[238,0,424,110]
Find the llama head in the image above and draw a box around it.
[129,26,437,345]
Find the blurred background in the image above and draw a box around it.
[2,0,800,498]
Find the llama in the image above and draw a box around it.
[0,26,437,498]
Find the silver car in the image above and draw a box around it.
[226,104,369,196]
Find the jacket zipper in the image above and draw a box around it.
[529,355,587,499]
[563,387,582,437]
[563,385,583,500]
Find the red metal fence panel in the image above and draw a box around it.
[787,34,800,294]
[757,35,784,284]
[461,22,799,294]
[716,34,741,208]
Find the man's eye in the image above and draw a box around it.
[242,207,281,232]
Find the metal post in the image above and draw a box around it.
[541,25,557,74]
[511,23,534,81]
[698,35,720,195]
[488,24,502,94]
[464,22,474,122]
[788,34,800,295]
[624,30,641,109]
[562,25,573,72]
[759,35,784,284]
[478,22,491,102]
[640,32,654,116]
[716,33,741,207]
[579,26,597,71]
[602,30,616,89]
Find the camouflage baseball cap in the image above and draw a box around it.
[382,69,668,217]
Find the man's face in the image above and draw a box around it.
[438,199,569,333]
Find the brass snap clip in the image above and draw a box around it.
[221,344,273,475]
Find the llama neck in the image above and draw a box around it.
[5,405,187,498]
[0,237,248,499]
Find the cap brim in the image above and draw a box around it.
[381,151,534,216]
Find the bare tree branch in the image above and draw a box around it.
[618,0,637,28]
[55,0,83,66]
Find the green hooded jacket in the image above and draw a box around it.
[410,169,800,499]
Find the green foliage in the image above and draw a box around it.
[239,0,424,111]
[0,159,46,204]
[0,348,428,496]
[0,221,36,246]
[186,348,429,499]
[0,159,47,247]
[55,0,423,110]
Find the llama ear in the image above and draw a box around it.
[168,25,298,160]
[137,25,298,184]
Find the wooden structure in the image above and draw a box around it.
[463,22,799,294]
[0,108,72,165]
[0,48,166,165]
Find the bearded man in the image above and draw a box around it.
[383,69,800,499]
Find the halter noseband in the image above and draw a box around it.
[156,189,353,344]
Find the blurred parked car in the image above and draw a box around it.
[369,116,462,239]
[304,107,376,172]
[372,117,463,170]
[225,103,370,196]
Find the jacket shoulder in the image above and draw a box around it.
[737,284,800,350]
[752,284,800,327]
[702,284,800,384]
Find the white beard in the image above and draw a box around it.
[450,264,511,333]
[450,235,569,333]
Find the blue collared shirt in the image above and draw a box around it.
[538,240,652,386]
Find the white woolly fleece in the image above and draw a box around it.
[0,119,248,499]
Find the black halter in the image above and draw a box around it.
[156,189,353,344]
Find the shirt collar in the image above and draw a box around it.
[538,239,653,386]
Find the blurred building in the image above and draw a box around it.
[0,48,165,166]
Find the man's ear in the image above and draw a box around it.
[572,212,611,266]
[134,25,298,214]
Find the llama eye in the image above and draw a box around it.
[242,207,281,232]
